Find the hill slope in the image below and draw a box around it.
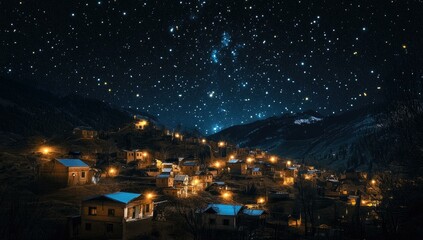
[212,103,423,174]
[0,79,133,138]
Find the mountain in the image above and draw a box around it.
[0,78,134,138]
[211,103,423,174]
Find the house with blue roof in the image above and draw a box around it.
[40,158,92,187]
[81,191,154,239]
[201,203,267,230]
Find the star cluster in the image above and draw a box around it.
[0,0,421,134]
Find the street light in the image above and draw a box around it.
[247,157,254,163]
[257,197,265,204]
[221,191,232,200]
[218,141,226,147]
[287,160,292,167]
[270,156,276,163]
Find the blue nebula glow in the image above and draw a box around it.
[221,32,231,47]
[211,49,219,63]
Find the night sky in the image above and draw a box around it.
[1,0,421,134]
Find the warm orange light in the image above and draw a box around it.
[287,160,292,166]
[41,147,51,155]
[371,179,376,185]
[201,139,206,143]
[146,192,154,199]
[222,191,232,199]
[218,141,225,147]
[142,152,148,157]
[257,197,265,204]
[175,133,180,138]
[229,155,235,159]
[215,162,221,168]
[109,167,116,175]
[270,156,276,163]
[247,157,254,163]
[136,119,148,129]
[192,179,199,185]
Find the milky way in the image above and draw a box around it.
[0,0,421,134]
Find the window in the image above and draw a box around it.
[106,224,113,233]
[88,207,97,216]
[81,171,86,178]
[209,219,216,225]
[146,204,150,213]
[223,219,230,226]
[108,209,115,216]
[85,223,91,231]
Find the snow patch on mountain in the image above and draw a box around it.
[294,116,323,125]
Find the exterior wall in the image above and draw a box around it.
[40,161,91,186]
[118,151,135,163]
[68,167,91,186]
[203,214,237,230]
[181,165,200,176]
[81,201,125,239]
[156,177,174,188]
[228,163,247,175]
[80,199,154,239]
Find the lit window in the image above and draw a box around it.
[88,207,97,216]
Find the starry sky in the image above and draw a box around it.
[1,0,421,134]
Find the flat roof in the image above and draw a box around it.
[203,204,243,216]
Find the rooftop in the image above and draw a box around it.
[203,204,243,216]
[104,192,141,204]
[242,209,265,216]
[56,159,89,167]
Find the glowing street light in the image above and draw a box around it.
[229,155,235,159]
[218,141,226,147]
[287,160,292,167]
[41,147,51,155]
[146,192,154,199]
[175,133,180,138]
[221,191,232,200]
[108,167,117,177]
[371,179,376,185]
[270,156,276,163]
[257,197,265,204]
[201,139,207,143]
[247,157,254,163]
[142,152,148,157]
[215,162,221,168]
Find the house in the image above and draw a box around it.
[248,167,262,177]
[80,192,153,239]
[197,171,213,185]
[118,150,136,163]
[156,173,174,188]
[174,174,189,187]
[40,159,91,187]
[180,161,200,176]
[240,209,267,226]
[283,167,298,185]
[201,204,243,230]
[227,159,247,175]
[163,187,186,198]
[73,126,98,139]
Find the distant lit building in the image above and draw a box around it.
[73,126,98,139]
[227,159,247,175]
[40,158,92,187]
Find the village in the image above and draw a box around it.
[33,117,392,240]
